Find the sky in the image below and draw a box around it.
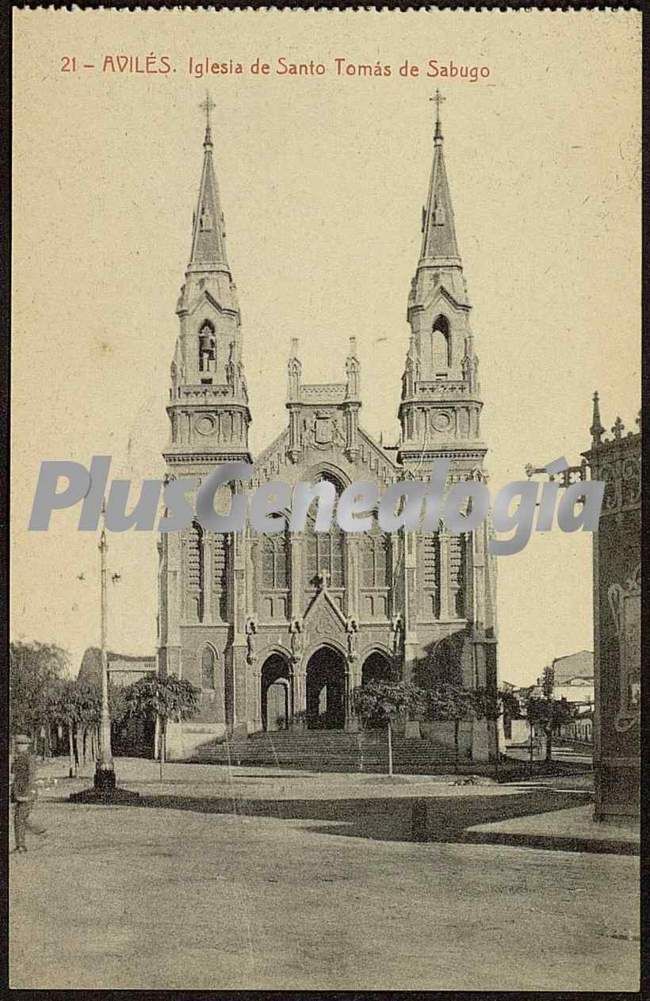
[12,8,641,684]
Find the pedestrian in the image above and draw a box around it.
[11,734,47,853]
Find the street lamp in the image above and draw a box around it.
[70,502,140,805]
[94,516,115,793]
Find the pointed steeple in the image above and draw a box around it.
[188,93,230,274]
[590,391,605,446]
[399,94,484,470]
[409,92,469,313]
[165,96,251,466]
[420,89,460,263]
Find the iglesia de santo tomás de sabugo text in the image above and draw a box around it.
[158,95,500,764]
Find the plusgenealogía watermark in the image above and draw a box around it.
[28,456,604,556]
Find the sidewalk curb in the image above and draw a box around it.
[459,830,639,856]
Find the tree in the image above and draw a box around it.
[353,680,426,776]
[10,641,70,748]
[424,683,478,770]
[527,695,575,763]
[497,688,522,731]
[526,665,575,763]
[46,677,127,776]
[541,664,555,701]
[48,678,82,776]
[123,675,201,780]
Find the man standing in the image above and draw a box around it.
[11,734,46,852]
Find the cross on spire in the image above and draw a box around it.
[200,91,215,145]
[430,88,445,140]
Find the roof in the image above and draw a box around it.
[188,123,230,273]
[421,125,460,263]
[78,648,156,686]
[551,650,594,684]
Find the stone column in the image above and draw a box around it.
[402,529,418,676]
[246,534,258,618]
[202,532,212,624]
[344,666,357,731]
[473,524,487,631]
[389,534,400,620]
[438,527,450,619]
[345,536,360,619]
[344,403,361,461]
[292,667,307,719]
[289,534,303,621]
[250,661,262,733]
[159,530,182,677]
[230,531,248,737]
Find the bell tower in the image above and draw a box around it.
[159,95,252,705]
[398,91,485,476]
[165,94,252,468]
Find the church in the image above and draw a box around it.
[158,97,499,762]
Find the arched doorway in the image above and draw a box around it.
[361,651,394,686]
[306,647,346,730]
[261,654,291,731]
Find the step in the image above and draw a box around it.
[190,729,460,772]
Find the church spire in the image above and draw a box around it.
[399,94,484,469]
[420,89,460,264]
[409,92,469,314]
[188,92,230,275]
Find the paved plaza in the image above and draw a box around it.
[9,758,640,991]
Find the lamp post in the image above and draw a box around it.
[70,503,140,804]
[94,519,116,792]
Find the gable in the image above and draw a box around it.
[303,588,347,642]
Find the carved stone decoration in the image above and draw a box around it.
[345,617,359,662]
[307,411,346,451]
[390,614,404,659]
[245,617,258,665]
[608,563,641,731]
[432,411,451,433]
[195,415,216,436]
[303,590,347,643]
[289,618,304,664]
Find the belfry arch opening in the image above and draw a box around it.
[198,320,216,374]
[432,315,451,371]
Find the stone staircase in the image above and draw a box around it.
[191,730,460,773]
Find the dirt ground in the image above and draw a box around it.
[9,758,640,990]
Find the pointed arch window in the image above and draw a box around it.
[211,533,229,622]
[418,531,441,619]
[360,529,391,588]
[449,533,467,618]
[184,521,204,623]
[260,533,289,590]
[432,315,451,371]
[201,646,217,690]
[198,321,216,373]
[304,473,345,590]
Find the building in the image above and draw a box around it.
[158,100,499,762]
[78,648,157,757]
[549,650,593,687]
[78,648,157,688]
[502,654,595,750]
[583,396,640,819]
[539,651,595,708]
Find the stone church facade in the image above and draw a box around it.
[158,103,498,760]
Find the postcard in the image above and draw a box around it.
[10,6,641,991]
